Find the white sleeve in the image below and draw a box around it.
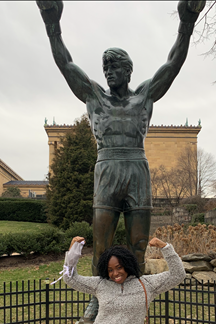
[63,241,102,295]
[50,241,85,285]
[65,241,85,271]
[143,244,186,300]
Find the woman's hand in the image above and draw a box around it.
[69,236,85,250]
[149,237,167,249]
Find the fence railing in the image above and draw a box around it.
[0,278,216,324]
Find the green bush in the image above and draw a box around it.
[0,197,24,201]
[65,221,93,248]
[0,234,8,256]
[64,217,127,248]
[5,233,40,257]
[0,227,65,257]
[46,115,97,229]
[0,200,47,223]
[183,204,198,215]
[0,218,128,257]
[191,213,205,226]
[37,227,65,254]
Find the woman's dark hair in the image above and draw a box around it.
[97,246,142,279]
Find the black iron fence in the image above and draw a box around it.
[0,278,216,324]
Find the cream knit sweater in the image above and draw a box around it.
[63,244,186,324]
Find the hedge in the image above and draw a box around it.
[0,197,25,201]
[0,219,127,257]
[0,227,65,257]
[0,200,47,223]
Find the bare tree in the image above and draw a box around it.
[159,165,190,205]
[210,181,216,197]
[177,146,197,196]
[177,146,216,197]
[150,165,191,206]
[151,146,216,202]
[197,148,216,196]
[171,1,216,59]
[193,0,216,59]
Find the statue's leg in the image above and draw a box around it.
[80,208,120,323]
[124,209,151,274]
[92,208,120,274]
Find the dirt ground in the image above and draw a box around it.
[0,246,93,269]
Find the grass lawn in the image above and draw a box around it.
[0,220,51,234]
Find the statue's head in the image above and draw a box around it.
[102,48,133,83]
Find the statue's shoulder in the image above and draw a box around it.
[91,80,106,96]
[135,79,151,96]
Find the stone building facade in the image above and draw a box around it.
[45,124,201,174]
[3,180,48,198]
[0,159,47,198]
[0,159,23,196]
[145,125,201,170]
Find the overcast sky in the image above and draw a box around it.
[1,1,215,180]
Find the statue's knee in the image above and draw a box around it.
[135,239,148,251]
[132,239,148,264]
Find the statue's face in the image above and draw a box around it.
[103,60,128,89]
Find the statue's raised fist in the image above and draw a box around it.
[178,0,206,24]
[36,1,54,10]
[188,1,206,14]
[36,1,63,24]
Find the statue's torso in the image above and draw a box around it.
[87,83,152,151]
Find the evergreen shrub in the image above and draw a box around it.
[46,115,97,229]
[0,200,47,223]
[0,227,65,257]
[64,221,93,247]
[0,219,127,257]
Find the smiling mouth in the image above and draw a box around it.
[114,276,122,282]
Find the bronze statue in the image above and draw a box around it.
[36,1,206,322]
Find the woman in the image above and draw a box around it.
[63,237,186,324]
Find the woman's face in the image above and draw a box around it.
[107,256,128,284]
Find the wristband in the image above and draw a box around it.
[45,23,61,37]
[178,21,194,35]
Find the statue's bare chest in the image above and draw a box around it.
[87,93,150,149]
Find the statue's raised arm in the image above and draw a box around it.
[36,1,95,104]
[147,0,206,103]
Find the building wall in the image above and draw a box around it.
[3,184,47,198]
[45,124,201,173]
[45,125,75,175]
[0,160,23,196]
[145,126,200,170]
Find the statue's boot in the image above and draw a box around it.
[78,295,99,324]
